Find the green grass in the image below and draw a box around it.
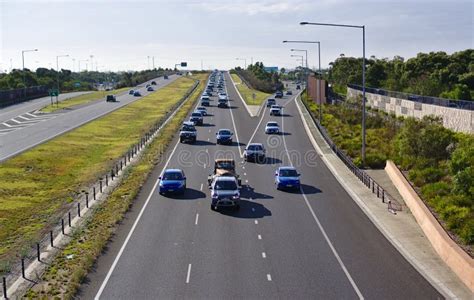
[40,87,130,113]
[25,73,208,299]
[0,76,203,265]
[231,73,271,105]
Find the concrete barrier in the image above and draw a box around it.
[385,160,474,292]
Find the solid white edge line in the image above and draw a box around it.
[247,105,267,145]
[186,263,192,283]
[94,139,181,299]
[281,97,364,299]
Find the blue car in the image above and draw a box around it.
[159,169,186,195]
[275,166,301,190]
[216,129,233,145]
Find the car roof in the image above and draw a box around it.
[164,169,183,173]
[266,122,279,125]
[215,158,235,163]
[197,106,206,109]
[218,128,231,132]
[215,176,237,182]
[278,166,296,171]
[248,143,263,146]
[183,121,194,126]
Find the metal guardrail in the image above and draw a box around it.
[0,80,201,299]
[300,95,403,213]
[348,84,474,111]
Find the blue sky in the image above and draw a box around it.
[1,0,472,72]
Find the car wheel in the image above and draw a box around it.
[235,205,240,211]
[210,205,216,211]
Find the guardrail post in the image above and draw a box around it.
[61,219,65,234]
[77,202,81,217]
[93,187,96,200]
[372,180,375,193]
[85,192,89,208]
[68,212,71,227]
[105,175,108,186]
[50,231,53,247]
[3,277,6,299]
[21,258,25,279]
[36,243,40,262]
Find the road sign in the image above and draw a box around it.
[49,89,59,97]
[74,82,81,87]
[180,62,187,67]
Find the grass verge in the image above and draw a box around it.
[40,87,130,113]
[25,73,207,299]
[230,73,271,105]
[0,76,204,265]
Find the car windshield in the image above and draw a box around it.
[197,107,205,111]
[218,130,231,135]
[279,169,298,177]
[191,113,201,117]
[162,172,183,180]
[214,180,237,190]
[216,161,234,169]
[248,145,263,151]
[267,122,278,127]
[181,125,196,131]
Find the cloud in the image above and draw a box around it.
[193,0,310,15]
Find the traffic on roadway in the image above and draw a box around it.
[0,74,179,161]
[80,71,442,299]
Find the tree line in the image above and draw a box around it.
[327,49,473,100]
[0,68,175,92]
[231,62,283,93]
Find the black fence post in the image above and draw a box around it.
[93,187,96,200]
[2,277,6,299]
[377,186,380,198]
[36,243,40,262]
[100,179,103,193]
[85,192,89,208]
[21,258,25,279]
[77,202,81,217]
[50,231,53,247]
[68,212,72,227]
[105,175,108,186]
[120,161,123,170]
[382,191,385,203]
[116,164,119,175]
[111,169,114,181]
[61,219,65,234]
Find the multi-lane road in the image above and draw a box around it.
[0,75,179,161]
[79,72,442,299]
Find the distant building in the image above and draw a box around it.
[263,66,278,73]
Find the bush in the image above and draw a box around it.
[365,152,387,169]
[421,182,450,200]
[409,166,445,186]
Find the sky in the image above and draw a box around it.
[0,0,473,72]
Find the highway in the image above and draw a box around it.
[0,75,179,161]
[79,72,442,299]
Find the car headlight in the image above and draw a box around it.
[232,193,240,200]
[212,193,219,199]
[159,181,164,187]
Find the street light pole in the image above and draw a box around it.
[236,58,247,69]
[291,49,308,91]
[21,49,38,99]
[283,40,322,122]
[300,21,367,166]
[290,54,304,83]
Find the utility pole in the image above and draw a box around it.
[152,56,155,69]
[21,48,38,99]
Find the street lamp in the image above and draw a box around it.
[236,58,247,69]
[56,54,69,98]
[301,21,367,166]
[21,48,38,99]
[284,40,322,122]
[291,49,308,91]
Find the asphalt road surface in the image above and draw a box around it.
[0,75,179,161]
[79,72,442,299]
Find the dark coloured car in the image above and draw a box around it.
[190,112,204,126]
[286,90,293,95]
[275,91,283,98]
[296,85,301,90]
[164,75,169,79]
[179,122,197,143]
[218,98,228,108]
[216,129,233,145]
[151,81,157,85]
[133,91,142,97]
[159,169,186,195]
[129,89,134,95]
[266,98,276,107]
[106,94,117,102]
[147,87,154,92]
[243,143,266,163]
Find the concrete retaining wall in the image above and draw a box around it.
[347,87,474,133]
[385,160,474,292]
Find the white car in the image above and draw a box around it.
[265,121,280,134]
[210,176,240,211]
[218,93,227,101]
[270,105,282,116]
[196,106,207,116]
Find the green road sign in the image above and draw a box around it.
[49,89,59,97]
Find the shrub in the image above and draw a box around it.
[365,152,387,169]
[421,182,450,200]
[409,166,445,186]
